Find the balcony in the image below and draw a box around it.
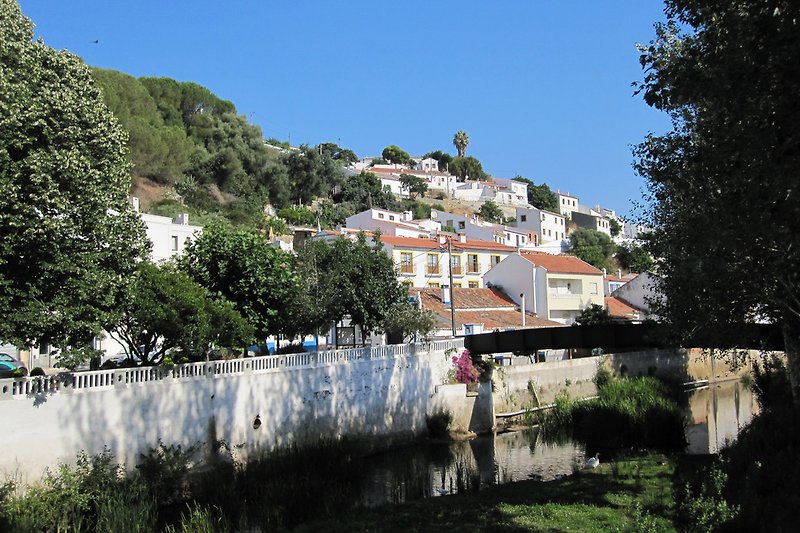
[426,265,440,275]
[399,264,415,275]
[466,263,481,274]
[451,265,463,276]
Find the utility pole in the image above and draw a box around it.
[448,237,457,336]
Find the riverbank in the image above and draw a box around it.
[300,452,679,532]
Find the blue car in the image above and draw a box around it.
[0,352,27,378]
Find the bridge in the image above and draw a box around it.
[463,322,785,355]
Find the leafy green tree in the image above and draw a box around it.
[512,176,559,211]
[0,1,149,350]
[336,171,396,211]
[108,262,252,365]
[568,229,615,272]
[449,156,487,181]
[282,145,343,205]
[381,145,413,166]
[609,219,622,237]
[478,201,504,223]
[317,142,358,164]
[277,205,317,226]
[383,302,436,343]
[634,0,800,400]
[453,131,469,157]
[575,304,614,326]
[399,174,428,199]
[616,242,653,273]
[423,150,453,172]
[179,221,300,341]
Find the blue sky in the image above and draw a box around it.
[18,1,671,217]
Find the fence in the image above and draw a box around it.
[1,339,464,401]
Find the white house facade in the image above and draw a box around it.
[515,206,566,244]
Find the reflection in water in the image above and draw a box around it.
[360,380,755,506]
[685,380,758,454]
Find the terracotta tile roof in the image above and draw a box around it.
[558,192,578,199]
[367,167,449,177]
[414,287,563,329]
[605,274,638,282]
[605,296,642,320]
[520,252,603,275]
[377,234,515,253]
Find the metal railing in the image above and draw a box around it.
[1,339,465,399]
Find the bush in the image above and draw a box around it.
[593,365,613,389]
[751,354,792,410]
[451,349,479,384]
[426,411,453,439]
[29,366,45,377]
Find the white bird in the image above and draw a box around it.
[585,453,600,469]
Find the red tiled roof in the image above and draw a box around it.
[377,234,515,253]
[367,167,449,177]
[519,252,603,275]
[605,274,638,282]
[605,296,641,320]
[415,287,563,329]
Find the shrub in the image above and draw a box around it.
[593,365,613,389]
[426,411,453,439]
[451,349,479,384]
[751,354,792,410]
[29,366,46,377]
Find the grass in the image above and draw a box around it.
[300,453,678,532]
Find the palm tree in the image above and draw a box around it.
[453,130,469,157]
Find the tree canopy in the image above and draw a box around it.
[381,145,413,166]
[0,0,149,349]
[449,156,487,181]
[399,174,428,199]
[453,131,469,158]
[635,0,800,400]
[568,229,615,272]
[478,201,504,224]
[423,150,453,172]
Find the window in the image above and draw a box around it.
[170,235,179,252]
[450,254,462,275]
[467,254,479,273]
[491,255,501,266]
[520,214,527,222]
[590,282,598,295]
[400,252,414,274]
[389,215,395,221]
[458,221,466,229]
[426,254,440,274]
[452,282,462,288]
[468,281,479,288]
[378,213,384,219]
[428,282,440,288]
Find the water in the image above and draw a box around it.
[358,379,756,505]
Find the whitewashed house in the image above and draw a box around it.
[515,206,567,244]
[557,192,579,218]
[345,208,433,238]
[430,209,534,248]
[484,252,605,324]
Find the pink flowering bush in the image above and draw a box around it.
[452,349,479,384]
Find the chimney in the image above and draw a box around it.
[174,213,189,225]
[129,196,140,213]
[442,285,451,306]
[458,233,467,243]
[618,269,622,278]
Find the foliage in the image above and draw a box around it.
[615,241,653,273]
[609,218,622,237]
[425,411,453,439]
[382,301,436,343]
[673,458,739,533]
[0,1,149,349]
[317,142,358,164]
[512,176,559,211]
[593,365,613,389]
[399,173,428,199]
[477,200,504,223]
[634,0,800,399]
[451,349,480,384]
[281,145,344,207]
[751,354,793,411]
[452,130,469,158]
[277,204,317,226]
[381,144,413,165]
[335,170,396,212]
[541,377,686,453]
[449,155,487,181]
[179,221,300,340]
[575,304,614,326]
[109,261,252,364]
[568,228,615,272]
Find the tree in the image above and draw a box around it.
[512,176,559,211]
[616,241,653,273]
[634,1,800,400]
[0,1,149,350]
[381,145,413,166]
[179,221,300,341]
[399,174,428,199]
[568,229,615,272]
[478,201,504,223]
[336,171,396,211]
[108,262,252,365]
[317,142,358,165]
[383,302,436,344]
[449,156,487,181]
[609,219,622,237]
[575,304,614,326]
[453,131,469,158]
[282,145,343,205]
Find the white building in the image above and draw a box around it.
[557,192,579,218]
[429,209,534,248]
[484,252,605,324]
[515,206,567,244]
[571,210,612,237]
[130,196,203,263]
[345,208,433,238]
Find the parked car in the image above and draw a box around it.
[0,352,28,378]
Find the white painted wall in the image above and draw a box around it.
[0,341,498,482]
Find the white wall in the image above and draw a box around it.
[0,341,498,482]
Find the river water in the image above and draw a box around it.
[358,380,756,506]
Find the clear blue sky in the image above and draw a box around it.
[18,0,671,217]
